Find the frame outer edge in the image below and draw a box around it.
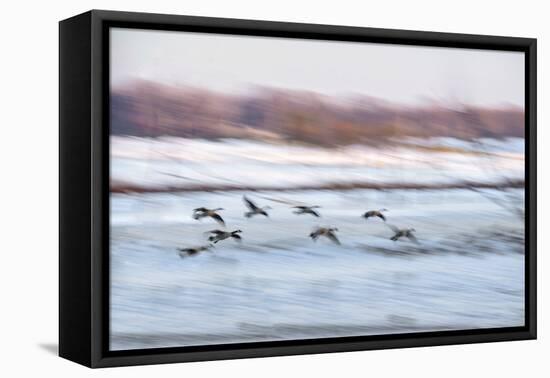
[90,10,106,368]
[77,9,537,368]
[59,11,94,367]
[528,38,537,339]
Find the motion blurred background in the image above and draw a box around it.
[109,28,525,350]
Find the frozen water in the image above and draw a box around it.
[110,188,525,350]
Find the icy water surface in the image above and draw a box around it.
[110,188,525,350]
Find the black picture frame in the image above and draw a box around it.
[59,9,537,368]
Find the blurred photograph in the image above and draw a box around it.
[109,28,525,351]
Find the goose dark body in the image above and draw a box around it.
[177,244,213,257]
[363,209,387,221]
[387,224,419,244]
[309,226,340,245]
[293,205,321,217]
[207,229,243,243]
[192,207,225,226]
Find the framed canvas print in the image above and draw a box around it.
[59,10,536,368]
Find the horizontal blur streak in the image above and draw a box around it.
[110,189,525,350]
[110,136,524,194]
[111,81,524,145]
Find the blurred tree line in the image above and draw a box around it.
[111,81,524,145]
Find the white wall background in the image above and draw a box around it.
[0,0,546,376]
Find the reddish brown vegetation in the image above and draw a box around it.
[112,81,524,145]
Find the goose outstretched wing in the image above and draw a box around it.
[407,233,419,244]
[243,196,260,211]
[210,213,225,226]
[385,223,400,233]
[309,209,321,217]
[205,229,225,235]
[327,231,341,245]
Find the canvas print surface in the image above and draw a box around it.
[109,28,525,351]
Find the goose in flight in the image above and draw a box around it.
[177,244,213,258]
[206,229,243,244]
[243,196,271,218]
[192,207,225,226]
[363,209,388,221]
[386,224,419,244]
[293,205,321,217]
[309,226,340,245]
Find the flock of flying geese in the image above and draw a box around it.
[177,196,418,258]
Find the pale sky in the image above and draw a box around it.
[111,27,525,107]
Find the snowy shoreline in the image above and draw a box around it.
[110,136,524,193]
